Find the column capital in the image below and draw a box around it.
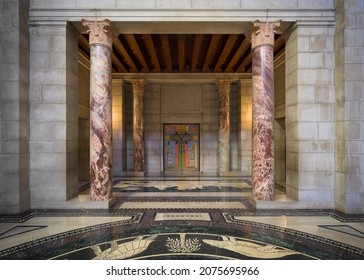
[251,20,281,49]
[130,79,147,93]
[216,79,232,93]
[81,19,114,49]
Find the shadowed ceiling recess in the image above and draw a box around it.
[78,33,285,74]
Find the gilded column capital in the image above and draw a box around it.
[130,79,147,94]
[217,79,232,94]
[251,20,281,49]
[81,19,114,49]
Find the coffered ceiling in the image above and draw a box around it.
[78,33,285,74]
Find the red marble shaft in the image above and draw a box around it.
[89,44,113,201]
[252,44,275,201]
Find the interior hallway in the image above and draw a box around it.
[0,177,363,260]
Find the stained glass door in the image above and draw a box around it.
[164,124,199,173]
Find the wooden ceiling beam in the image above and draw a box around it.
[225,35,251,72]
[202,34,221,72]
[161,34,172,72]
[143,34,161,72]
[111,52,128,73]
[78,34,90,53]
[274,34,286,52]
[235,52,252,73]
[78,49,90,69]
[124,34,150,73]
[179,34,186,73]
[191,34,203,72]
[113,37,138,72]
[213,35,239,73]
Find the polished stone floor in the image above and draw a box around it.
[0,177,363,260]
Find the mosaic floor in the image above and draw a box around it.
[0,177,363,260]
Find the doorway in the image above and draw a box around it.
[163,124,200,173]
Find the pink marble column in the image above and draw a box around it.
[217,79,232,174]
[251,20,281,201]
[82,19,113,201]
[131,79,146,172]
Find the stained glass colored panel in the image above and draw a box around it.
[164,124,199,172]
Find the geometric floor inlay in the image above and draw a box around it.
[0,226,47,240]
[154,213,211,221]
[52,233,315,260]
[318,225,364,238]
[119,201,247,209]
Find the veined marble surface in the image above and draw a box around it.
[89,44,113,201]
[252,44,275,201]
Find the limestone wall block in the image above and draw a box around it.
[156,0,192,9]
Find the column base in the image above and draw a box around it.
[66,194,117,209]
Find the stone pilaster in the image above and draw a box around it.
[131,79,146,172]
[217,79,231,174]
[29,22,79,209]
[285,22,335,209]
[334,0,363,214]
[82,19,113,201]
[251,20,280,201]
[0,0,30,214]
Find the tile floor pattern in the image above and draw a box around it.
[0,177,363,260]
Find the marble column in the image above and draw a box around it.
[82,19,113,201]
[217,79,232,174]
[251,20,281,201]
[131,79,146,172]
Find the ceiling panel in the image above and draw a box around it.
[79,34,285,74]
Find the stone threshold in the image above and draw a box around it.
[248,195,333,210]
[63,194,117,209]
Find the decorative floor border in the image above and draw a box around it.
[222,213,364,257]
[1,207,363,223]
[2,211,362,260]
[0,213,143,258]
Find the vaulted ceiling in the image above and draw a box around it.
[78,33,285,73]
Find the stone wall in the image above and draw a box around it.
[230,83,239,171]
[275,119,286,184]
[285,22,335,208]
[124,83,134,171]
[274,61,286,184]
[238,80,252,176]
[335,0,364,214]
[201,84,217,174]
[112,79,126,176]
[145,83,162,174]
[29,22,79,208]
[78,62,90,182]
[0,0,30,214]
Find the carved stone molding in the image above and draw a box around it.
[251,20,281,49]
[81,19,114,49]
[130,79,147,94]
[217,79,232,94]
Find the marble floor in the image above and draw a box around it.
[0,177,363,260]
